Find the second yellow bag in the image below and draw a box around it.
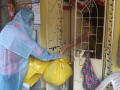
[43,57,73,86]
[24,56,49,87]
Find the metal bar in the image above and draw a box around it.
[81,42,89,43]
[93,0,98,59]
[77,17,104,19]
[56,0,62,52]
[77,2,91,51]
[46,0,49,50]
[82,26,104,27]
[76,49,94,52]
[108,0,116,90]
[102,0,108,80]
[83,2,91,51]
[81,14,83,51]
[50,12,53,51]
[54,1,57,52]
[109,0,115,75]
[74,0,77,58]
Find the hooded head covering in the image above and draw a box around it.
[14,8,34,35]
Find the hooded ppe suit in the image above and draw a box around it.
[0,8,62,90]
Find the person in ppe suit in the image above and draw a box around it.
[0,8,62,90]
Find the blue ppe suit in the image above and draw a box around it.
[0,8,62,90]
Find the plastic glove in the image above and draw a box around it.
[57,54,62,59]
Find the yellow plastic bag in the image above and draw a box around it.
[43,57,73,86]
[24,56,49,87]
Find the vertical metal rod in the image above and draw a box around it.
[109,0,115,76]
[54,6,57,52]
[108,0,116,90]
[46,0,49,50]
[88,0,91,51]
[102,0,108,79]
[56,0,59,52]
[73,0,77,89]
[61,0,63,52]
[74,0,77,57]
[93,1,98,59]
[50,12,53,51]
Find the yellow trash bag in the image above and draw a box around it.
[24,56,49,87]
[43,56,73,86]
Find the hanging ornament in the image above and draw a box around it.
[91,0,94,8]
[63,0,72,10]
[98,0,105,7]
[88,0,94,8]
[69,0,74,6]
[94,0,105,7]
[91,5,94,8]
[88,3,91,8]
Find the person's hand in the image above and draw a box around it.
[61,45,69,53]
